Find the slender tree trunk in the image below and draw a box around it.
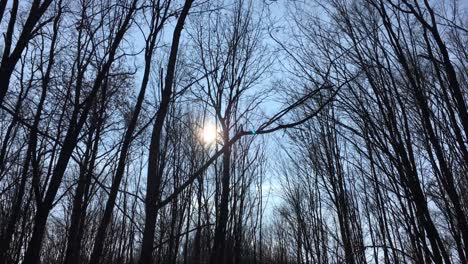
[138,1,193,263]
[210,128,231,264]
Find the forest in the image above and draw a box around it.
[0,0,467,263]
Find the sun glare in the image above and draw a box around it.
[201,123,218,144]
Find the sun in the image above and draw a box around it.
[201,123,218,144]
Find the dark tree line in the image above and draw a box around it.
[0,0,466,264]
[269,0,468,263]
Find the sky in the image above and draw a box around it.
[123,0,296,214]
